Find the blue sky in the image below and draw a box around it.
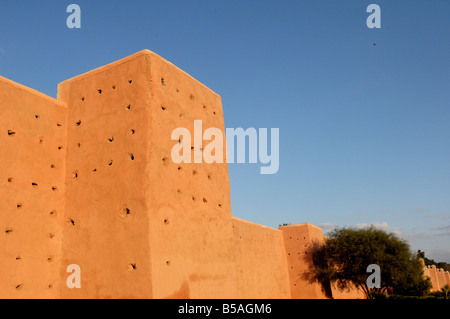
[1,1,449,262]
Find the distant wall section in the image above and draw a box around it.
[232,217,290,298]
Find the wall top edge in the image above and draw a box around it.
[0,75,68,108]
[231,216,282,233]
[278,222,323,232]
[57,49,221,99]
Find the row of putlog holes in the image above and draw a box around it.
[72,119,136,176]
[162,71,221,270]
[7,81,130,281]
[160,76,217,117]
[13,78,217,274]
[4,186,58,291]
[5,120,60,274]
[76,77,217,117]
[7,115,64,200]
[163,158,223,209]
[74,81,137,175]
[72,82,141,273]
[7,114,64,152]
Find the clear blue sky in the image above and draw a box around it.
[1,1,449,262]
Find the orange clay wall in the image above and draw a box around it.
[422,261,431,280]
[437,269,446,290]
[1,50,444,299]
[56,50,236,299]
[0,76,67,298]
[427,265,440,291]
[424,265,449,291]
[143,51,237,299]
[56,52,154,298]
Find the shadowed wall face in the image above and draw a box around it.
[330,282,366,299]
[143,52,237,299]
[0,77,67,299]
[279,224,328,299]
[232,217,291,299]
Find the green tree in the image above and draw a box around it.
[311,226,431,299]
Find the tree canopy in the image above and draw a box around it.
[311,226,431,299]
